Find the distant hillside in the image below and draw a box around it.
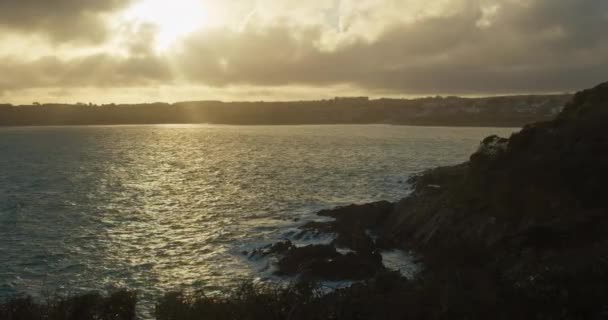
[0,94,572,127]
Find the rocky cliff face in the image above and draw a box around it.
[374,82,608,318]
[383,81,608,255]
[244,82,608,318]
[253,82,608,274]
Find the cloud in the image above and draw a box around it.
[0,25,172,92]
[1,0,607,101]
[0,0,134,44]
[175,0,608,94]
[0,53,171,90]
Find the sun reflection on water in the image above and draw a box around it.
[0,124,519,316]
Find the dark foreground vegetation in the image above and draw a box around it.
[0,290,136,320]
[2,82,607,319]
[0,94,570,127]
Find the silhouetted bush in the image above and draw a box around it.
[0,290,137,320]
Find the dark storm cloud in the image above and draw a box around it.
[0,0,133,43]
[177,0,608,94]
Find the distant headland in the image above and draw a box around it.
[0,94,571,127]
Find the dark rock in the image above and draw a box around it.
[251,202,393,282]
[318,201,394,228]
[248,240,295,259]
[316,201,395,252]
[332,228,376,255]
[275,244,384,281]
[275,244,339,275]
[295,221,334,239]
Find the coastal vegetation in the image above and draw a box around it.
[0,290,136,320]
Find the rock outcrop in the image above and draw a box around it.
[256,202,394,281]
[374,81,608,318]
[383,81,608,259]
[247,82,608,317]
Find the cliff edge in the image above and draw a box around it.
[238,82,608,319]
[384,81,608,255]
[372,81,608,318]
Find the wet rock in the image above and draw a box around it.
[309,202,395,253]
[248,240,295,260]
[275,244,384,281]
[332,228,376,256]
[294,221,334,239]
[251,202,391,281]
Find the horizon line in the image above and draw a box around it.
[1,92,574,107]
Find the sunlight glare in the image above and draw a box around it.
[123,0,209,51]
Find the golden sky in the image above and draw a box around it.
[0,0,607,104]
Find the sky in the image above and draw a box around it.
[0,0,607,104]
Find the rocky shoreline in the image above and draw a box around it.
[241,81,608,318]
[246,201,397,281]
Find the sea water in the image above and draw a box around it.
[0,124,517,314]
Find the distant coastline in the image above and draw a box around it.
[0,94,571,128]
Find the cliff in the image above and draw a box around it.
[246,82,608,318]
[383,81,608,257]
[369,81,608,318]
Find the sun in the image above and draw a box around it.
[122,0,209,51]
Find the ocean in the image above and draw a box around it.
[0,124,517,314]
